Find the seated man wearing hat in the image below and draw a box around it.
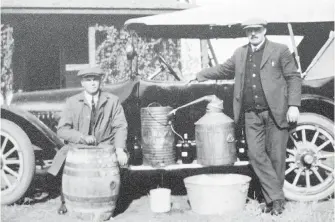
[194,18,302,215]
[48,67,128,212]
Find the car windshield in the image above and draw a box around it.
[96,24,329,84]
[128,35,304,82]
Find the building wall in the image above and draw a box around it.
[1,14,137,91]
[1,0,195,91]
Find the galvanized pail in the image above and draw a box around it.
[184,174,251,215]
[141,103,175,166]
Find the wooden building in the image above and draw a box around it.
[1,0,194,91]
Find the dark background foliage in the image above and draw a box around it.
[1,24,14,103]
[95,25,181,83]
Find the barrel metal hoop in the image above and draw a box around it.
[68,201,117,209]
[64,194,118,203]
[65,162,118,169]
[63,168,119,177]
[69,209,114,221]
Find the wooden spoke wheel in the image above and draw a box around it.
[1,119,35,205]
[284,113,334,201]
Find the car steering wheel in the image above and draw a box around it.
[158,55,181,81]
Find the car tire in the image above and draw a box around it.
[284,113,334,201]
[1,119,35,205]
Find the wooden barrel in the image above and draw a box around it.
[141,105,175,166]
[62,145,120,221]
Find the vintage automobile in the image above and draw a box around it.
[1,3,334,205]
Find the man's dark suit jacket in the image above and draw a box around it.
[197,39,302,128]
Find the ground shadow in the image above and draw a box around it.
[20,165,263,216]
[114,165,263,216]
[21,173,62,205]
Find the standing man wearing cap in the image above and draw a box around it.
[193,18,302,215]
[48,67,128,213]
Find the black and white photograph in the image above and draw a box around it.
[1,0,334,221]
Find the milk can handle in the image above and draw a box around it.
[226,133,235,143]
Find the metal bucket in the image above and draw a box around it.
[184,174,251,215]
[149,188,171,213]
[62,146,120,221]
[141,104,175,166]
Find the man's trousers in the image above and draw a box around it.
[244,110,289,204]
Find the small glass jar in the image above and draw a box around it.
[181,134,194,164]
[132,136,143,166]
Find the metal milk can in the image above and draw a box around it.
[168,95,237,166]
[195,96,236,165]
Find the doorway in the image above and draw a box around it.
[26,31,60,91]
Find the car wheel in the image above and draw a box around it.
[284,113,334,201]
[1,119,35,205]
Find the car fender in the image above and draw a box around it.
[1,105,64,153]
[301,93,334,121]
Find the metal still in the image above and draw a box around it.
[168,95,237,166]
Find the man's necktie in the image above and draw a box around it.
[88,97,96,135]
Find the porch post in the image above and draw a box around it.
[88,27,96,66]
[200,39,209,68]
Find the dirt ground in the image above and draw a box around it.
[2,194,334,222]
[1,170,334,222]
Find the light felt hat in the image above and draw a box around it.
[77,67,105,78]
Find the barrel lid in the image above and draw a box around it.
[195,112,234,125]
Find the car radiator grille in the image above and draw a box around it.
[30,111,60,133]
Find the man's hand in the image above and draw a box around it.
[80,135,97,145]
[287,106,300,123]
[116,148,129,166]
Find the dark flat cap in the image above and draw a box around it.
[241,18,267,29]
[77,67,105,77]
